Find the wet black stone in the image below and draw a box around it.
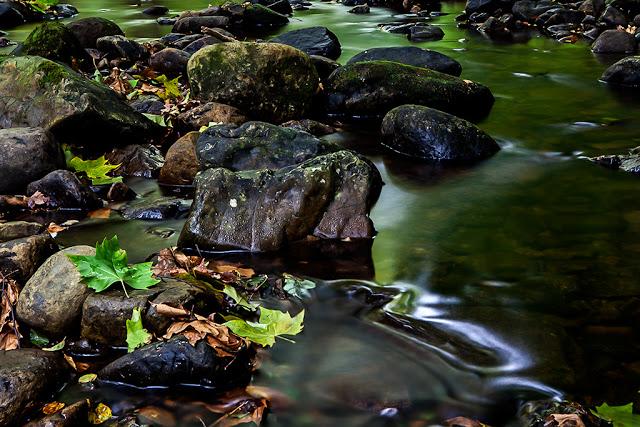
[601,56,640,87]
[348,46,462,76]
[143,5,169,16]
[66,17,124,48]
[26,170,103,210]
[408,24,445,41]
[271,26,342,59]
[120,196,191,220]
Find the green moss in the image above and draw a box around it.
[21,22,83,64]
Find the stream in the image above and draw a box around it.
[4,0,640,425]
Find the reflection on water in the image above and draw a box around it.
[10,0,640,424]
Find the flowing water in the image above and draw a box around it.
[4,1,640,425]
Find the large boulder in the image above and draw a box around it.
[0,349,68,426]
[196,121,340,171]
[159,132,201,186]
[178,150,383,252]
[0,234,57,283]
[0,56,161,147]
[325,60,494,120]
[99,336,252,388]
[17,246,95,337]
[591,29,637,53]
[380,105,500,161]
[347,46,462,76]
[66,17,124,48]
[271,26,342,59]
[26,170,103,210]
[187,42,319,123]
[19,22,84,64]
[0,127,64,194]
[601,56,640,86]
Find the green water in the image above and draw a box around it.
[6,1,640,425]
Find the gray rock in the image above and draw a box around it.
[598,5,627,27]
[271,26,342,59]
[347,46,462,76]
[96,35,148,61]
[601,55,640,87]
[0,349,68,426]
[408,24,445,41]
[105,144,165,179]
[17,246,95,337]
[143,5,169,16]
[26,170,103,210]
[381,104,500,161]
[310,54,341,81]
[175,102,247,132]
[119,196,191,220]
[325,60,494,120]
[0,56,161,147]
[590,146,640,174]
[99,336,252,388]
[0,222,44,243]
[591,29,637,54]
[66,17,124,48]
[183,35,221,55]
[196,121,340,171]
[178,150,383,252]
[349,4,370,13]
[0,127,64,194]
[0,233,57,282]
[149,47,191,76]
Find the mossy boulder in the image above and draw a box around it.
[19,21,84,64]
[187,42,319,123]
[0,56,161,147]
[242,4,289,29]
[178,150,383,252]
[325,60,494,121]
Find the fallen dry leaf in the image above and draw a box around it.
[89,403,112,424]
[152,248,197,277]
[27,191,49,209]
[63,354,77,370]
[164,314,243,357]
[194,259,254,282]
[152,303,190,318]
[544,414,586,427]
[444,417,489,427]
[87,208,111,219]
[42,401,65,415]
[0,278,21,350]
[47,222,67,236]
[212,398,268,427]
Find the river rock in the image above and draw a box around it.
[149,47,191,76]
[349,4,370,13]
[106,144,165,178]
[183,35,220,55]
[159,132,200,186]
[26,170,103,210]
[271,26,342,59]
[281,119,336,136]
[325,60,494,120]
[67,17,124,48]
[601,56,640,87]
[119,196,191,220]
[130,95,165,115]
[310,54,341,81]
[143,5,169,16]
[96,35,148,61]
[0,221,44,243]
[591,29,637,53]
[0,349,68,426]
[0,233,57,282]
[599,5,627,27]
[19,22,84,64]
[512,0,557,21]
[99,336,252,388]
[347,46,462,76]
[267,0,293,15]
[178,150,383,252]
[0,1,43,29]
[0,56,161,146]
[381,105,500,161]
[172,16,230,33]
[176,102,247,132]
[243,4,289,29]
[196,121,340,171]
[188,42,319,123]
[589,146,640,174]
[409,24,445,41]
[0,127,65,194]
[17,246,95,337]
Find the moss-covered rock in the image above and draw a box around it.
[187,42,319,123]
[0,55,161,147]
[242,4,289,29]
[19,21,84,64]
[178,150,383,252]
[325,60,494,121]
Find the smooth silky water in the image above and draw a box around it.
[4,1,640,425]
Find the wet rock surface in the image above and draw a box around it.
[196,121,340,171]
[66,17,124,48]
[347,46,462,76]
[0,222,44,243]
[0,349,68,426]
[119,196,191,220]
[0,233,57,282]
[106,144,165,179]
[590,146,640,174]
[601,55,640,86]
[17,246,96,337]
[26,170,103,210]
[381,104,500,161]
[0,127,65,194]
[271,26,342,59]
[179,150,383,251]
[159,132,201,186]
[18,21,84,64]
[175,102,248,131]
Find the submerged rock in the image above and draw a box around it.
[119,196,191,220]
[99,336,253,388]
[179,150,383,252]
[187,42,319,123]
[0,349,68,426]
[590,146,640,174]
[325,60,494,120]
[26,170,103,210]
[17,246,95,337]
[0,233,57,282]
[0,56,161,147]
[159,132,200,186]
[66,17,124,48]
[271,26,342,59]
[601,56,640,87]
[347,46,462,76]
[106,144,165,179]
[381,105,500,161]
[0,127,65,194]
[19,22,84,64]
[196,121,340,171]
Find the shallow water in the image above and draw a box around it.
[5,1,640,425]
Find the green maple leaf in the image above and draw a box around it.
[224,307,304,347]
[126,307,152,352]
[156,74,181,100]
[223,284,258,311]
[282,273,316,299]
[67,236,160,296]
[68,155,123,185]
[593,402,640,426]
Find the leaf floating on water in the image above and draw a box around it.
[68,155,122,186]
[593,402,640,426]
[282,273,316,299]
[89,403,112,424]
[43,338,65,352]
[224,307,304,347]
[126,307,152,353]
[79,373,98,384]
[42,401,65,415]
[164,314,244,357]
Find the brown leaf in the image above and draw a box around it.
[43,401,65,415]
[0,195,28,207]
[544,414,586,427]
[47,222,67,234]
[213,398,268,427]
[87,208,111,219]
[64,354,77,370]
[444,417,488,427]
[152,303,190,318]
[193,260,254,282]
[153,248,193,277]
[164,315,243,356]
[27,191,50,209]
[0,331,19,351]
[0,279,21,351]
